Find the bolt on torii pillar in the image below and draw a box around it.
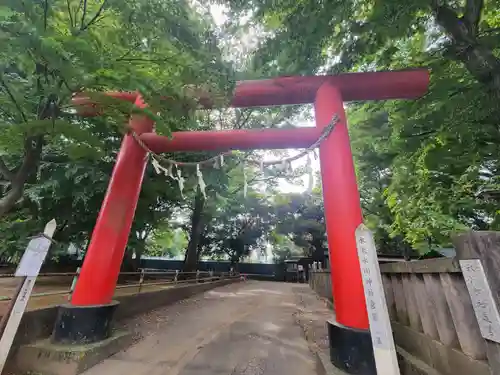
[53,69,429,374]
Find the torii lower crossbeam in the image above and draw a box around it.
[140,127,322,152]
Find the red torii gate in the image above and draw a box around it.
[52,69,429,374]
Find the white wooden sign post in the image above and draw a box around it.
[460,259,500,343]
[355,224,400,375]
[0,219,56,373]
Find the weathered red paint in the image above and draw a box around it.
[70,70,429,326]
[315,83,368,330]
[71,94,153,305]
[139,127,322,153]
[228,69,428,107]
[72,69,429,115]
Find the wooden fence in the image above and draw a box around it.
[308,232,500,375]
[308,271,332,301]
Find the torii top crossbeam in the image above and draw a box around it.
[227,68,428,107]
[75,69,428,152]
[146,69,428,152]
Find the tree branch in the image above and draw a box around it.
[0,158,13,181]
[235,109,254,130]
[74,0,84,25]
[479,27,500,35]
[80,0,106,31]
[115,41,144,61]
[463,0,484,36]
[360,204,378,216]
[0,76,28,123]
[228,175,278,196]
[0,136,43,217]
[431,0,473,44]
[66,0,74,28]
[116,57,178,64]
[80,0,87,29]
[0,185,24,216]
[43,0,49,30]
[431,0,500,91]
[402,129,437,138]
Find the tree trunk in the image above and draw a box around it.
[311,237,326,260]
[0,91,64,217]
[183,187,205,273]
[0,184,25,217]
[121,248,134,272]
[0,136,43,217]
[134,246,144,271]
[230,254,240,273]
[196,234,205,259]
[432,1,500,93]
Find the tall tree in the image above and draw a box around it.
[201,193,272,265]
[269,231,305,263]
[0,0,233,217]
[273,190,327,259]
[146,222,188,259]
[178,104,309,271]
[220,0,500,251]
[224,0,500,92]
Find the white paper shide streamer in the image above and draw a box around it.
[243,161,248,197]
[176,166,185,198]
[133,113,340,201]
[196,164,207,199]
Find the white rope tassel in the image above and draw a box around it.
[176,165,185,198]
[166,163,175,180]
[128,113,339,202]
[280,160,287,172]
[243,162,248,198]
[196,164,207,199]
[152,157,177,181]
[260,160,264,173]
[306,153,313,192]
[151,157,162,175]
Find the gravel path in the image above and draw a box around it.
[84,281,317,375]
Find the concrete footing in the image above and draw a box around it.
[52,301,119,345]
[16,330,133,375]
[327,319,376,375]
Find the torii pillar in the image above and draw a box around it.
[53,69,429,374]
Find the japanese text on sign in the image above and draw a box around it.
[355,225,394,351]
[460,259,500,343]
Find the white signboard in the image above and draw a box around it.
[15,236,52,277]
[0,219,56,374]
[355,224,400,375]
[460,259,500,343]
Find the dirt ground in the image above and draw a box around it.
[83,281,318,375]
